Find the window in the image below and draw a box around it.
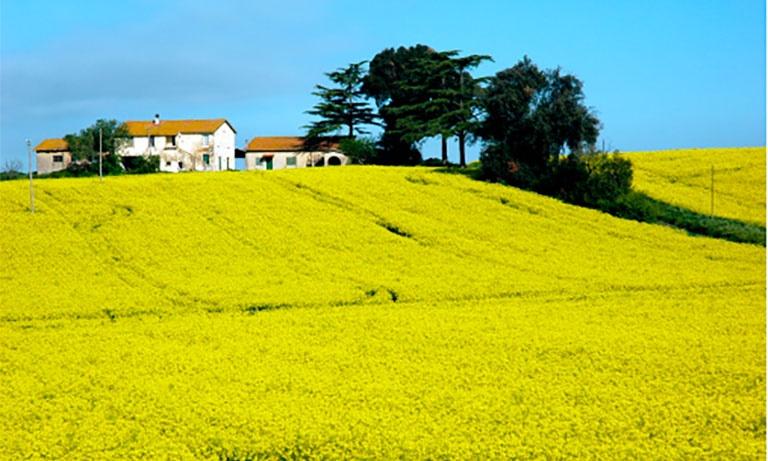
[178,161,183,169]
[202,135,210,146]
[165,161,171,167]
[149,136,156,148]
[286,156,297,167]
[53,155,63,163]
[165,136,175,148]
[203,154,210,165]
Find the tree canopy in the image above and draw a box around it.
[478,57,600,184]
[382,50,491,166]
[362,45,438,164]
[304,61,378,142]
[62,119,130,176]
[361,45,491,166]
[306,49,599,172]
[64,119,129,162]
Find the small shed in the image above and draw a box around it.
[244,136,347,170]
[35,139,71,174]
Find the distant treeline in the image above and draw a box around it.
[305,45,765,245]
[304,46,630,209]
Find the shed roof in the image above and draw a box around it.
[35,138,69,152]
[246,136,341,152]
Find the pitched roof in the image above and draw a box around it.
[124,118,234,136]
[246,136,341,152]
[35,138,69,152]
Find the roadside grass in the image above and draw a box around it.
[437,162,765,246]
[605,191,765,245]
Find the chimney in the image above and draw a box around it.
[153,114,160,125]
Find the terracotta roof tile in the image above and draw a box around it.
[124,119,232,136]
[35,138,69,152]
[246,136,341,152]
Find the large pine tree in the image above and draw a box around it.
[304,61,378,141]
[363,45,438,165]
[444,53,492,167]
[387,51,491,166]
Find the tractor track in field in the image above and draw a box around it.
[35,189,201,311]
[1,279,762,325]
[266,175,590,285]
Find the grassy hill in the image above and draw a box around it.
[625,147,765,225]
[0,167,764,458]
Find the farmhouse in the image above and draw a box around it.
[244,136,347,170]
[35,138,71,174]
[120,116,236,172]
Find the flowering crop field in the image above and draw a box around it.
[624,147,766,225]
[0,167,764,459]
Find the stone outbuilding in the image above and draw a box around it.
[243,136,347,170]
[35,139,71,174]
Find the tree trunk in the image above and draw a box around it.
[348,123,354,139]
[441,135,448,164]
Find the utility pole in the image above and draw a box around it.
[710,165,714,216]
[26,139,34,213]
[99,127,103,181]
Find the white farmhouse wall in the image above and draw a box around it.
[213,124,236,171]
[118,123,236,173]
[245,152,300,170]
[175,134,212,171]
[245,153,264,170]
[120,136,154,156]
[36,152,72,174]
[245,151,347,170]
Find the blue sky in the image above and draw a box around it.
[1,0,765,170]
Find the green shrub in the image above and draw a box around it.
[583,154,633,206]
[339,137,378,165]
[606,191,765,245]
[123,155,160,174]
[0,170,25,181]
[62,159,98,177]
[540,154,590,203]
[539,152,633,207]
[377,133,422,166]
[421,157,457,167]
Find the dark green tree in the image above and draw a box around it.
[377,50,452,146]
[365,47,490,167]
[304,61,378,141]
[363,44,441,165]
[64,119,130,174]
[415,51,491,167]
[478,56,600,185]
[338,137,378,165]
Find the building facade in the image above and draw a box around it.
[120,117,236,172]
[35,138,72,174]
[244,137,347,170]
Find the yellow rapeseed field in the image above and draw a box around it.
[0,167,764,458]
[624,147,766,225]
